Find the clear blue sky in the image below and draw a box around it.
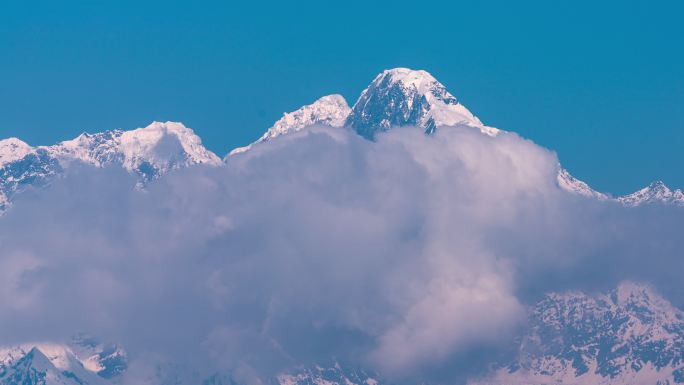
[1,0,682,194]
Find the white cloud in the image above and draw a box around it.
[1,125,683,383]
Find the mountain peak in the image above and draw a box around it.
[229,95,351,156]
[118,121,221,170]
[0,138,35,167]
[346,67,497,139]
[0,337,128,384]
[259,95,350,140]
[226,68,501,157]
[374,68,442,93]
[649,180,669,191]
[49,121,221,179]
[617,180,684,207]
[1,344,104,385]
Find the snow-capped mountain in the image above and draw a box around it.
[617,181,684,207]
[472,282,684,385]
[557,172,684,208]
[346,67,499,139]
[229,95,351,156]
[1,68,681,211]
[47,121,221,179]
[0,121,220,209]
[0,139,63,209]
[227,67,682,208]
[229,68,499,157]
[227,67,622,205]
[0,347,94,385]
[0,337,126,385]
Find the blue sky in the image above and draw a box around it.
[1,0,682,194]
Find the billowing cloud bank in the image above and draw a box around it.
[1,125,683,384]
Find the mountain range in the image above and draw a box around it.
[0,68,680,211]
[1,68,683,385]
[5,284,684,385]
[0,121,220,209]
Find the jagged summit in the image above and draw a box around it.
[618,180,684,207]
[229,95,351,156]
[346,67,498,139]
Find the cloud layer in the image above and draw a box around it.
[1,125,683,384]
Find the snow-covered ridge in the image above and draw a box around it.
[472,282,684,385]
[557,168,610,200]
[48,121,221,174]
[229,94,351,156]
[617,181,684,207]
[0,121,220,210]
[557,169,684,208]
